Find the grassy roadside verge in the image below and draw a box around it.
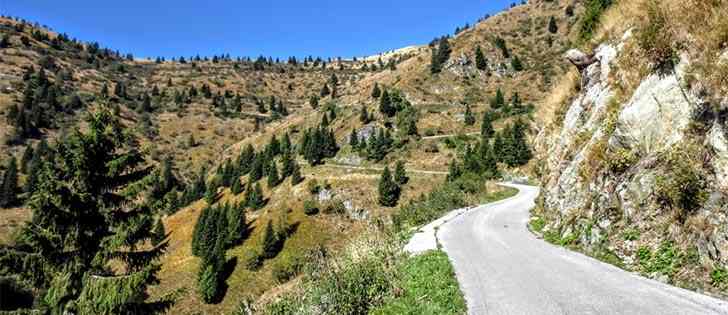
[372,250,466,315]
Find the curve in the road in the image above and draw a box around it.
[410,183,728,315]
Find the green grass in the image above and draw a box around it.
[373,250,466,315]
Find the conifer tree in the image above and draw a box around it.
[475,46,488,70]
[359,106,371,124]
[231,177,243,195]
[0,111,175,313]
[371,83,382,98]
[261,221,279,259]
[0,157,19,208]
[490,88,505,109]
[464,103,476,126]
[309,95,320,109]
[393,161,409,185]
[320,84,331,97]
[152,219,166,246]
[377,166,400,207]
[379,89,396,117]
[245,182,265,210]
[290,161,303,185]
[226,202,248,246]
[267,162,280,188]
[481,110,495,138]
[20,143,33,173]
[349,129,359,148]
[548,16,558,34]
[511,55,524,71]
[280,151,294,178]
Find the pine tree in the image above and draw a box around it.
[24,139,46,194]
[464,103,476,126]
[511,55,524,71]
[261,221,279,259]
[192,206,212,256]
[231,177,243,195]
[359,106,371,124]
[377,166,400,207]
[205,179,219,204]
[548,16,558,34]
[490,88,505,109]
[349,129,359,148]
[309,95,320,109]
[475,46,488,70]
[267,162,280,188]
[20,143,33,173]
[245,182,265,210]
[152,219,166,246]
[379,89,395,117]
[226,202,248,246]
[371,83,382,98]
[0,157,19,208]
[320,84,331,97]
[481,110,495,138]
[393,161,409,185]
[280,151,294,178]
[291,161,303,185]
[0,111,175,313]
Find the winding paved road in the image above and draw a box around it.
[408,183,728,315]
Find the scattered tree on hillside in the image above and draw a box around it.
[378,166,401,207]
[0,111,175,313]
[0,157,19,208]
[548,16,558,33]
[490,88,505,109]
[393,161,409,185]
[430,36,452,74]
[511,55,524,71]
[464,103,476,126]
[481,110,495,139]
[371,83,382,98]
[475,46,488,71]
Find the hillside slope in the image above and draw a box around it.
[535,0,728,297]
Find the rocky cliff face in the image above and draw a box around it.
[535,28,728,295]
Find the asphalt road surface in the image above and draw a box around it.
[412,183,728,315]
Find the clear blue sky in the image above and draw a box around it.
[2,0,512,59]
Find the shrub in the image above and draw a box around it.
[272,255,303,284]
[242,249,262,271]
[655,148,708,222]
[637,0,677,72]
[607,148,637,174]
[303,199,319,216]
[323,199,346,215]
[578,0,613,41]
[711,266,728,287]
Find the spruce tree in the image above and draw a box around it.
[371,83,381,98]
[481,110,495,138]
[231,177,243,195]
[261,221,279,259]
[379,89,396,117]
[475,46,488,70]
[226,202,248,246]
[377,166,400,207]
[267,162,280,188]
[280,151,294,178]
[511,55,524,71]
[20,143,33,173]
[349,129,359,148]
[245,182,265,210]
[548,16,558,34]
[393,161,409,185]
[464,103,476,126]
[0,110,174,313]
[490,88,505,109]
[0,157,19,208]
[359,106,371,124]
[290,161,303,185]
[152,219,166,246]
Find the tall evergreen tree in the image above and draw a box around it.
[261,221,279,259]
[0,157,19,208]
[290,161,303,185]
[371,83,382,98]
[475,46,488,71]
[490,88,505,109]
[481,110,495,138]
[359,106,371,124]
[548,16,558,34]
[393,161,409,185]
[511,55,524,71]
[377,166,400,207]
[464,103,476,126]
[226,202,248,246]
[379,89,395,117]
[267,162,280,188]
[0,111,175,313]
